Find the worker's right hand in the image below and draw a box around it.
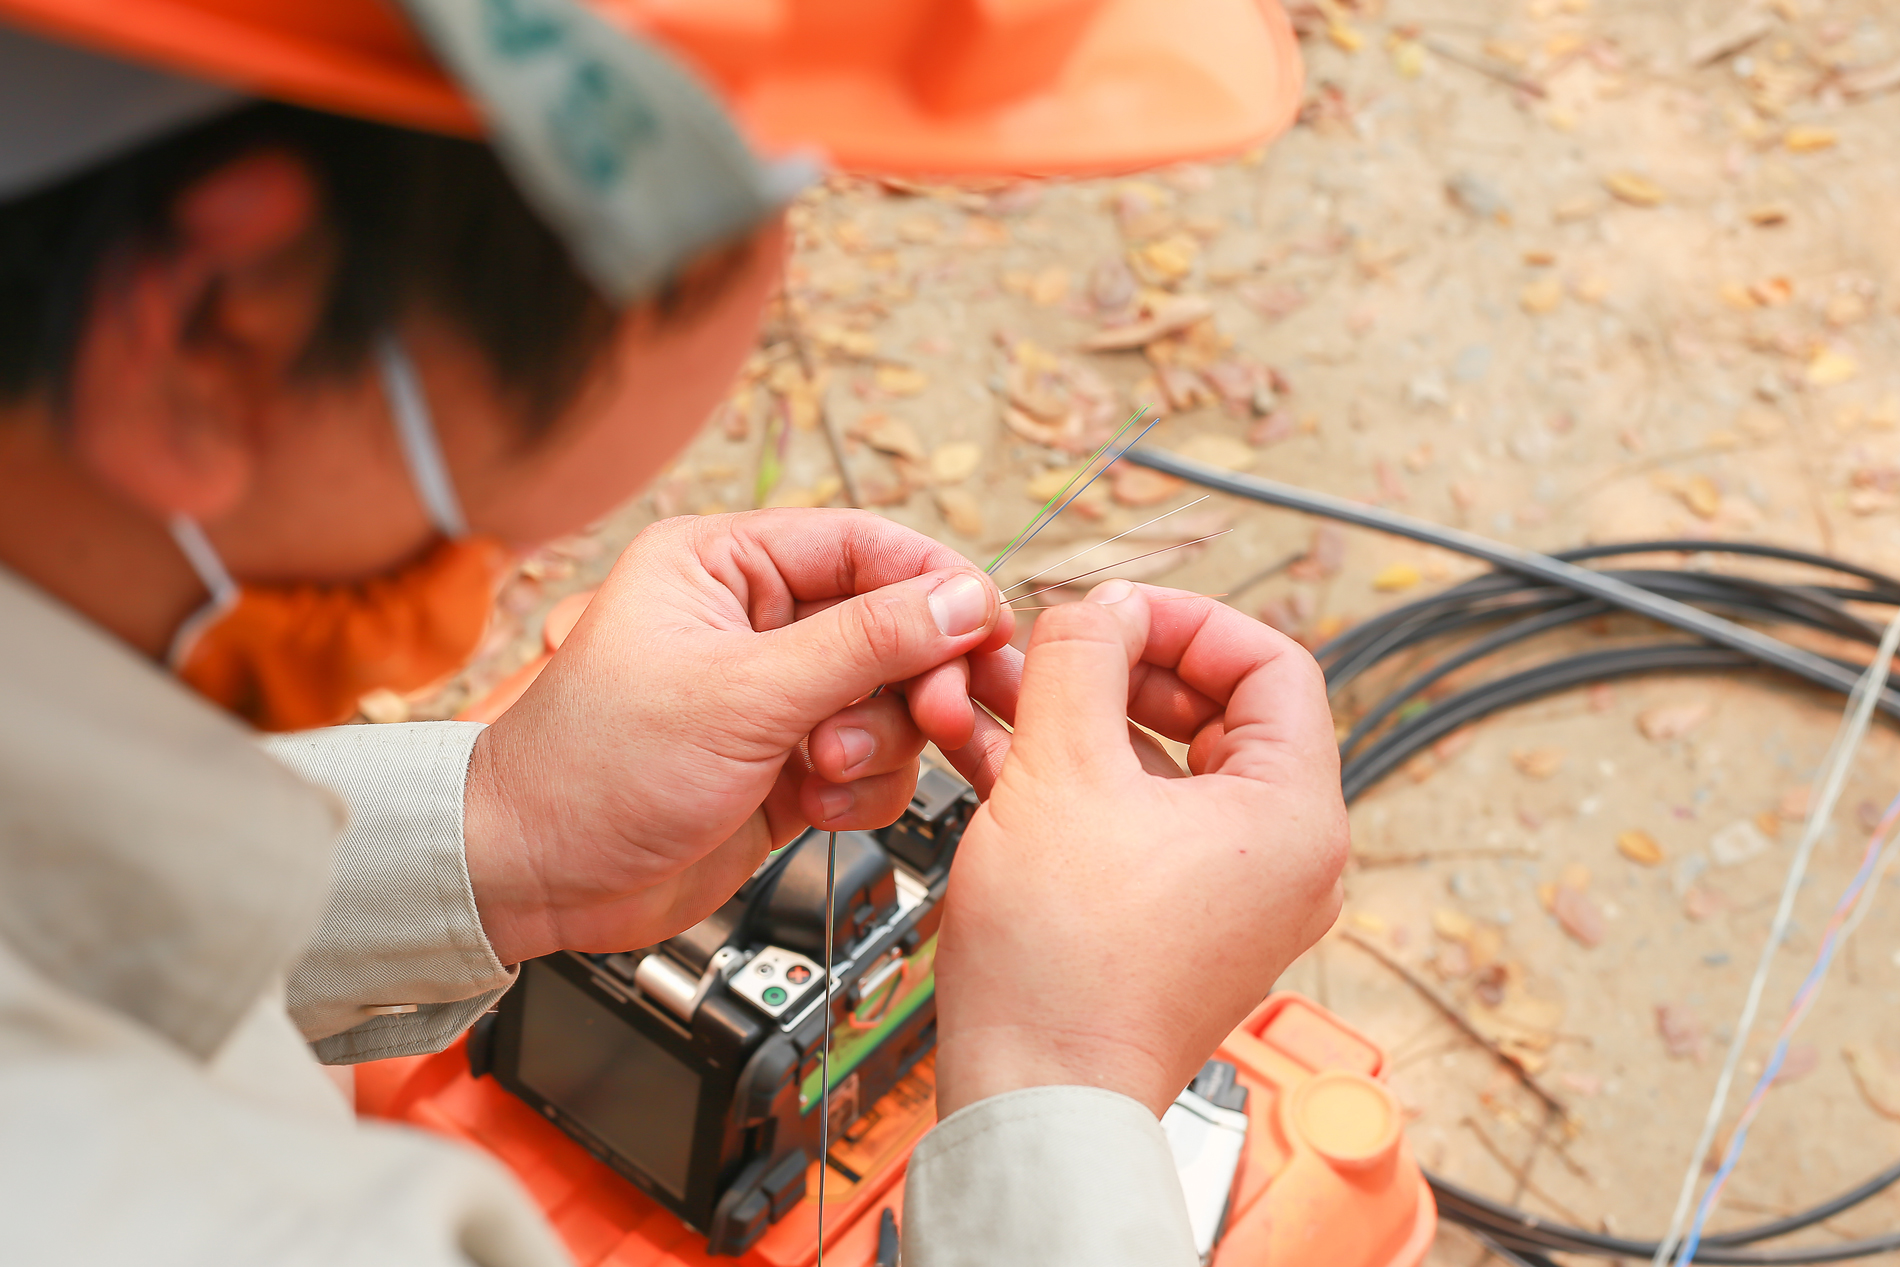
[931,581,1349,1120]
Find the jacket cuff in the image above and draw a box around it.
[264,721,516,1063]
[902,1085,1198,1267]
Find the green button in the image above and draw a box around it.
[761,985,787,1006]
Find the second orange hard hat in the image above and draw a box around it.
[0,0,1303,176]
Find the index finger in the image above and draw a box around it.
[685,509,1017,653]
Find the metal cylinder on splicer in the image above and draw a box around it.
[633,953,699,1022]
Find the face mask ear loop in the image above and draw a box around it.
[165,514,241,670]
[376,334,469,539]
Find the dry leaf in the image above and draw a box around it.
[1845,1042,1900,1118]
[1288,524,1346,581]
[766,477,843,510]
[858,415,927,463]
[898,215,942,244]
[1520,277,1565,315]
[929,442,983,485]
[358,688,410,725]
[1511,748,1566,780]
[1785,126,1839,153]
[1025,465,1083,502]
[1081,294,1215,352]
[1826,292,1871,329]
[1030,265,1071,307]
[1089,258,1137,312]
[1776,1044,1819,1084]
[1658,1003,1707,1061]
[1808,348,1860,387]
[1748,276,1795,306]
[1638,699,1710,741]
[1678,475,1722,520]
[1683,884,1727,921]
[1617,829,1665,866]
[1604,172,1666,207]
[1173,433,1257,472]
[1553,885,1605,947]
[875,365,930,396]
[934,488,984,539]
[1373,563,1422,592]
[1433,908,1476,941]
[1110,465,1186,507]
[1132,234,1200,284]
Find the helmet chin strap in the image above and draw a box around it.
[165,334,468,668]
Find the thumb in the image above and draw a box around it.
[1008,579,1151,780]
[752,567,1003,726]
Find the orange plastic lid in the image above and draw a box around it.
[0,0,1304,175]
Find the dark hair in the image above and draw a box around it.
[0,102,621,430]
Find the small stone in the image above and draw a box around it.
[1710,818,1773,867]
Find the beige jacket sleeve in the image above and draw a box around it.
[903,1086,1199,1267]
[264,722,517,1065]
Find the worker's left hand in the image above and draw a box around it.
[460,509,1013,964]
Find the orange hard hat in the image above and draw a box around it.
[0,0,1302,175]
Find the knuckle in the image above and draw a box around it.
[851,594,911,665]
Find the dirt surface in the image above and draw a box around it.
[405,0,1900,1258]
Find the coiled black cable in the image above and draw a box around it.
[1136,448,1900,1263]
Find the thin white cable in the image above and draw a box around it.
[1652,607,1900,1267]
[999,496,1211,595]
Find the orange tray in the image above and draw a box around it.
[355,992,1434,1267]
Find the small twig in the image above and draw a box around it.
[1461,1116,1586,1224]
[1418,36,1548,99]
[1337,928,1571,1121]
[785,321,863,509]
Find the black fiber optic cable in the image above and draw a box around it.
[1135,452,1900,1263]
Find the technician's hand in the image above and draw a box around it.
[462,509,1014,965]
[932,580,1349,1119]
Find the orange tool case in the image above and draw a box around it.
[355,991,1435,1267]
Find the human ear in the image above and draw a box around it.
[65,149,330,522]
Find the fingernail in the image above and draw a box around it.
[929,572,991,637]
[836,727,875,775]
[1089,578,1135,605]
[816,783,854,822]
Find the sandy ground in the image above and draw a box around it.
[405,0,1900,1259]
